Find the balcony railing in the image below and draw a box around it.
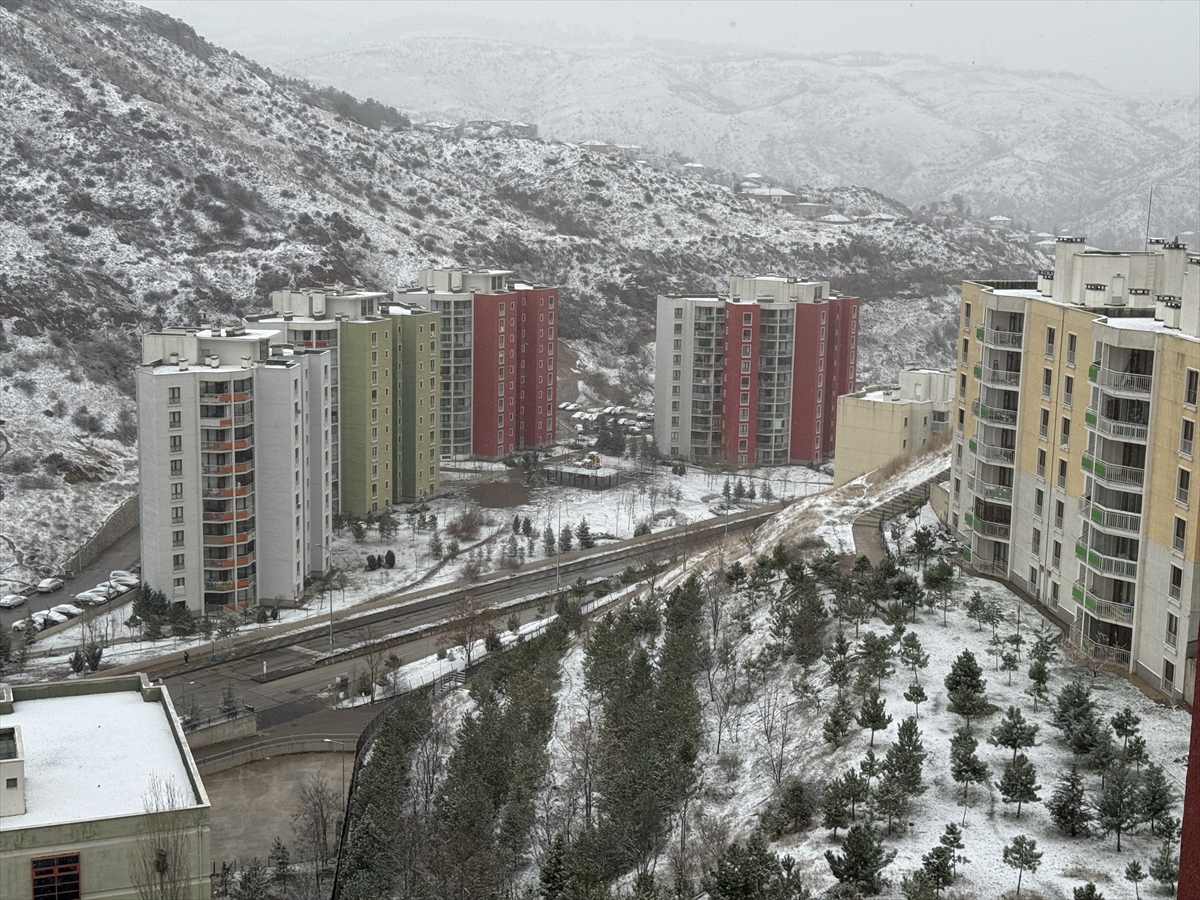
[973,519,1012,539]
[1072,583,1135,624]
[1086,409,1148,441]
[1082,455,1145,488]
[974,365,1021,387]
[975,480,1013,502]
[1078,543,1139,578]
[1089,364,1153,395]
[976,440,1016,463]
[1089,503,1142,535]
[976,326,1024,349]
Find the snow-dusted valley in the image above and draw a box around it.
[0,0,1045,582]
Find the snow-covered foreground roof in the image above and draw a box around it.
[0,688,198,829]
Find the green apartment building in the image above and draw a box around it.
[390,302,441,501]
[338,316,393,514]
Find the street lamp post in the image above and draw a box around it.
[328,584,334,653]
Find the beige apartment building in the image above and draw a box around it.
[949,237,1199,697]
[834,367,953,486]
[0,676,210,900]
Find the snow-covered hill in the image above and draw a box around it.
[0,0,1043,579]
[261,31,1200,249]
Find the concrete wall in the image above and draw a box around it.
[183,713,257,751]
[63,493,139,579]
[930,481,950,525]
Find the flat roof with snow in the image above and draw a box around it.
[0,685,200,830]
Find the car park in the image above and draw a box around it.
[51,604,84,619]
[109,570,140,588]
[92,582,125,599]
[36,577,64,594]
[75,590,109,607]
[37,610,69,627]
[0,594,27,609]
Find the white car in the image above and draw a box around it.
[51,604,84,619]
[36,577,64,594]
[37,610,69,628]
[0,594,27,609]
[92,582,125,599]
[11,618,37,634]
[75,590,109,607]
[109,570,140,588]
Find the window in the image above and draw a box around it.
[963,302,971,329]
[739,423,749,436]
[1060,417,1070,448]
[743,328,752,341]
[172,553,185,571]
[962,338,969,361]
[741,361,751,373]
[32,854,80,900]
[167,386,181,405]
[1039,408,1049,438]
[1174,517,1187,553]
[1063,375,1074,408]
[957,408,964,432]
[1179,468,1191,505]
[1186,369,1198,407]
[1045,326,1056,358]
[954,477,960,499]
[1037,449,1046,479]
[1167,613,1179,648]
[743,312,752,325]
[672,370,681,382]
[1052,540,1061,569]
[1042,368,1052,398]
[741,377,751,390]
[171,506,183,523]
[170,459,183,477]
[1050,581,1060,603]
[168,411,181,429]
[173,576,185,589]
[1164,660,1176,690]
[170,435,183,453]
[170,483,184,500]
[1066,333,1077,365]
[674,307,683,319]
[740,392,750,405]
[673,339,681,351]
[172,530,184,547]
[1170,565,1183,600]
[1057,459,1068,489]
[1034,489,1044,518]
[959,373,967,398]
[370,331,378,347]
[673,323,683,335]
[739,408,749,421]
[1031,528,1041,555]
[741,345,751,358]
[1054,500,1064,530]
[1182,419,1195,457]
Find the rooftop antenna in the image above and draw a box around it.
[1145,185,1154,244]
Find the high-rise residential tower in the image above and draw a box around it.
[654,276,859,464]
[949,238,1199,697]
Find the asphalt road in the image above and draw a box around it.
[149,505,777,728]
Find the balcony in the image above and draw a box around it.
[975,479,1013,502]
[202,535,235,546]
[976,326,1024,349]
[971,438,1015,464]
[973,365,1021,387]
[1088,364,1153,395]
[1085,409,1148,442]
[970,400,1018,425]
[1071,583,1135,624]
[1076,543,1138,578]
[202,441,233,452]
[1088,502,1142,535]
[1082,455,1145,489]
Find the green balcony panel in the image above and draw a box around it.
[1075,542,1087,559]
[1071,585,1083,602]
[1084,411,1097,425]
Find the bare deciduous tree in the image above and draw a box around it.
[129,775,194,900]
[445,594,492,667]
[291,772,339,899]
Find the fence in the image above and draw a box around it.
[63,493,139,578]
[195,732,359,776]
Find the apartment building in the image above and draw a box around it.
[137,325,333,612]
[653,276,859,464]
[249,286,441,510]
[387,302,441,501]
[399,268,559,460]
[834,367,953,486]
[949,237,1199,696]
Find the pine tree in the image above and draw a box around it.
[920,844,954,896]
[884,716,927,798]
[559,525,574,553]
[1149,838,1178,894]
[1124,860,1146,900]
[857,689,892,747]
[842,769,869,821]
[1047,764,1092,836]
[899,632,929,681]
[733,478,747,501]
[860,749,880,792]
[521,515,533,537]
[268,837,290,887]
[900,871,937,900]
[722,479,732,503]
[1052,681,1100,752]
[543,524,556,556]
[540,833,569,900]
[1124,734,1150,771]
[1000,650,1019,685]
[822,777,851,838]
[823,695,855,748]
[1073,884,1105,900]
[1002,835,1042,897]
[904,682,927,718]
[1095,763,1138,851]
[233,858,270,900]
[989,706,1039,763]
[939,823,967,881]
[997,753,1041,818]
[1137,763,1177,836]
[575,518,595,549]
[965,591,986,630]
[1111,706,1141,750]
[872,772,911,834]
[1026,657,1050,711]
[856,631,894,693]
[429,531,444,559]
[825,824,895,895]
[944,650,988,724]
[949,727,989,820]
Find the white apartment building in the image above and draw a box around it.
[949,238,1199,697]
[137,326,332,613]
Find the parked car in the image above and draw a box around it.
[51,604,84,619]
[92,582,125,599]
[0,594,27,609]
[36,577,65,594]
[75,590,109,607]
[40,610,69,627]
[12,618,36,633]
[109,570,140,588]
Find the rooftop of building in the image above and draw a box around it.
[0,677,204,830]
[277,285,388,300]
[149,362,252,375]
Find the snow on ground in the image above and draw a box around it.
[671,501,1188,898]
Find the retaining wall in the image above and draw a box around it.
[64,493,139,577]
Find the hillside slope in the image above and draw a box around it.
[0,0,1041,581]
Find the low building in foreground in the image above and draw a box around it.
[834,367,954,486]
[0,675,210,899]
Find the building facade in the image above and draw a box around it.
[949,238,1199,696]
[834,367,954,486]
[137,326,333,612]
[654,276,859,465]
[400,268,559,460]
[0,676,210,900]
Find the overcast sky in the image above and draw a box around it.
[142,0,1198,97]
